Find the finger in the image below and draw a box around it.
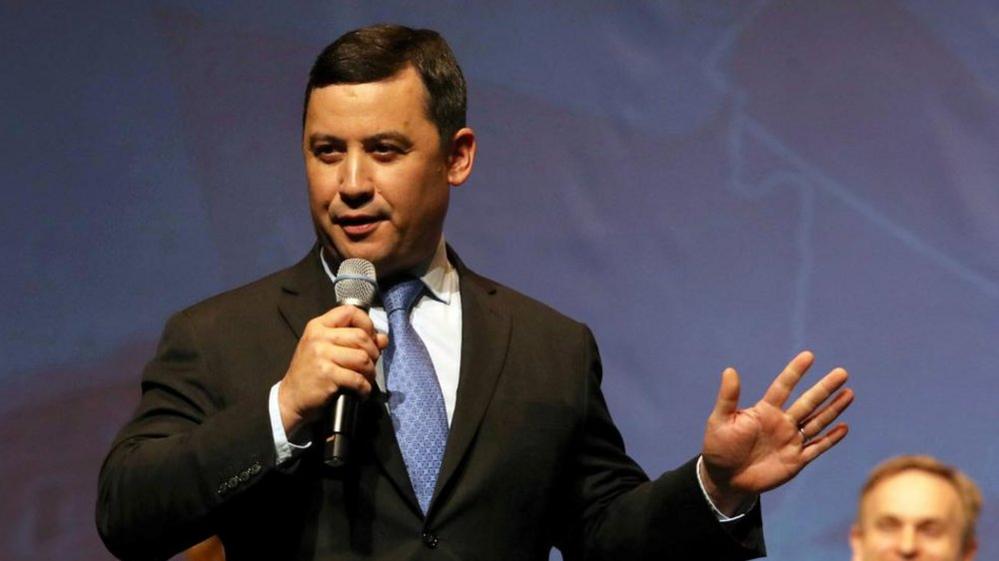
[761,350,814,407]
[327,346,378,379]
[315,305,377,334]
[801,423,849,464]
[798,388,854,438]
[375,332,389,349]
[329,367,373,398]
[313,306,360,328]
[786,367,848,423]
[324,327,382,361]
[711,367,741,419]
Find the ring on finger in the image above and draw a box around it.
[798,426,809,444]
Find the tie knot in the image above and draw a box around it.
[381,277,425,314]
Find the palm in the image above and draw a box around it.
[701,352,853,496]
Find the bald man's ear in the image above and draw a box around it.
[961,538,977,561]
[848,525,863,561]
[446,127,476,186]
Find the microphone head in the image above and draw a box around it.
[334,258,377,309]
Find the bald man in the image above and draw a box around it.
[851,455,982,561]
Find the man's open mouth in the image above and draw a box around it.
[336,215,382,237]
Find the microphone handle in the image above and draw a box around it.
[324,392,357,467]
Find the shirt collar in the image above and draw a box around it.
[318,237,456,306]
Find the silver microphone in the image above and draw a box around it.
[325,258,377,467]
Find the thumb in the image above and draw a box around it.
[711,367,741,419]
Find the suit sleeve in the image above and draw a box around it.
[96,310,279,561]
[563,326,766,561]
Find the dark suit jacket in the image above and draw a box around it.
[97,247,765,561]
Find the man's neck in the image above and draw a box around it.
[319,238,453,294]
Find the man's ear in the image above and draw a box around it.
[961,537,978,561]
[446,127,476,186]
[849,525,864,561]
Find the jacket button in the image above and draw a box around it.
[421,531,439,549]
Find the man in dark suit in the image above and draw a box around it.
[97,24,853,561]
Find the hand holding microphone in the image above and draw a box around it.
[276,258,385,466]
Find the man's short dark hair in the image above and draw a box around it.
[304,24,467,150]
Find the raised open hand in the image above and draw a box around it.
[700,351,853,513]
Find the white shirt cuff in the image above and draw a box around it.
[269,381,312,465]
[695,455,756,522]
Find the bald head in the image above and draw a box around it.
[850,456,981,561]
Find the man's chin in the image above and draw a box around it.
[325,242,396,276]
[324,236,433,279]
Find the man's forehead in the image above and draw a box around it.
[309,66,426,106]
[862,470,964,522]
[303,67,433,135]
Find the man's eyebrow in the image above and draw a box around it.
[306,132,413,148]
[307,133,345,146]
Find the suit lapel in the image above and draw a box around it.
[277,245,336,339]
[431,257,511,512]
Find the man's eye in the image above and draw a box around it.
[920,522,945,538]
[373,144,400,154]
[314,145,343,160]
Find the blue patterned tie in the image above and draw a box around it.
[382,278,449,514]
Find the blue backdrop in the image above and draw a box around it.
[2,2,997,560]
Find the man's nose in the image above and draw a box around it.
[338,150,373,203]
[896,525,918,557]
